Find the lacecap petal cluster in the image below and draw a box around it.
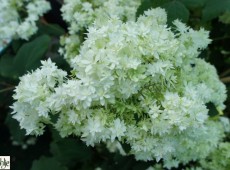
[12,7,229,169]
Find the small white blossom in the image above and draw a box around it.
[110,119,126,142]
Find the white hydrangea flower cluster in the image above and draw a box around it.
[61,0,141,34]
[11,59,67,135]
[147,118,229,169]
[199,142,230,170]
[12,8,229,169]
[60,0,141,62]
[0,0,50,47]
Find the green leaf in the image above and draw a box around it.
[50,138,92,167]
[202,0,230,21]
[0,55,15,78]
[49,126,62,142]
[5,113,26,144]
[38,23,66,36]
[121,143,131,153]
[136,0,171,17]
[31,156,68,170]
[136,0,153,17]
[219,11,230,24]
[162,1,190,24]
[179,0,207,9]
[113,153,134,170]
[137,0,189,24]
[12,40,24,53]
[13,34,51,77]
[206,102,219,117]
[50,52,71,72]
[132,162,153,170]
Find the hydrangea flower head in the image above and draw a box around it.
[12,7,228,169]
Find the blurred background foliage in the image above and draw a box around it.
[0,0,230,169]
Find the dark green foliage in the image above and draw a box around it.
[5,114,26,144]
[202,0,230,21]
[206,102,220,117]
[13,34,51,77]
[0,54,15,78]
[31,156,68,170]
[137,0,189,24]
[162,1,189,24]
[179,0,207,8]
[0,35,51,79]
[37,23,66,37]
[50,139,92,167]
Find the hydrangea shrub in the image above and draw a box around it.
[10,3,230,170]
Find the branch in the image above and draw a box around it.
[0,87,15,93]
[220,69,230,77]
[220,76,230,83]
[213,36,230,41]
